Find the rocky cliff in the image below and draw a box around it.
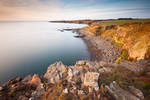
[0,61,148,100]
[81,21,150,61]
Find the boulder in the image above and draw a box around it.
[105,81,141,100]
[83,72,99,91]
[44,61,67,83]
[129,86,144,100]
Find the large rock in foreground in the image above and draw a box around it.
[105,81,143,100]
[44,61,67,83]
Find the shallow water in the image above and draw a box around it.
[0,21,89,84]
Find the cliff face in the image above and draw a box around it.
[82,22,150,61]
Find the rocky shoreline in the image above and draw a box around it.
[0,61,145,100]
[0,21,150,100]
[76,29,121,63]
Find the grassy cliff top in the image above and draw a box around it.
[99,19,150,26]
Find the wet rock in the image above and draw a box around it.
[129,86,144,100]
[44,61,67,83]
[83,72,99,91]
[105,81,140,100]
[74,34,85,38]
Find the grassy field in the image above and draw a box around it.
[99,19,150,26]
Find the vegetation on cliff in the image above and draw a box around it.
[82,19,150,61]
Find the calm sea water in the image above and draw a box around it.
[0,21,89,84]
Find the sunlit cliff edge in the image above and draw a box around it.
[82,19,150,62]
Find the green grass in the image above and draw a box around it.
[99,19,150,26]
[116,49,129,64]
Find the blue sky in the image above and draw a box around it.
[0,0,150,21]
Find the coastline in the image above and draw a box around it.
[82,38,101,61]
[73,28,121,64]
[0,21,150,100]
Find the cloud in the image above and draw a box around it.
[0,0,61,21]
[0,0,59,6]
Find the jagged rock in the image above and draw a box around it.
[105,81,141,100]
[2,77,22,87]
[63,88,68,94]
[36,83,45,97]
[83,72,99,91]
[76,60,87,65]
[22,75,32,84]
[44,61,67,83]
[10,82,26,92]
[68,67,80,82]
[78,90,85,95]
[30,74,41,86]
[129,86,144,100]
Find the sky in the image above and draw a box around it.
[0,0,150,21]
